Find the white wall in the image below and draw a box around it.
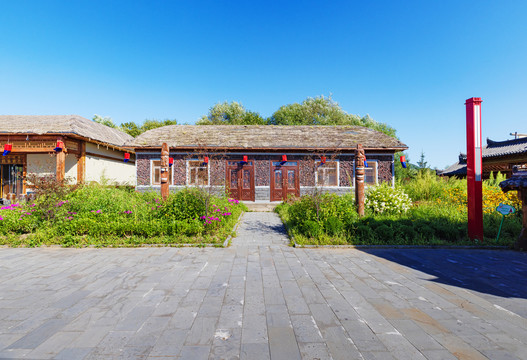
[65,154,78,182]
[85,143,135,185]
[27,154,56,176]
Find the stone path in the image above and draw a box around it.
[0,212,526,359]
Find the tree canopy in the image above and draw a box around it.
[196,101,267,125]
[93,115,177,137]
[92,114,117,129]
[197,96,398,139]
[269,96,397,138]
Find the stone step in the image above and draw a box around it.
[242,201,280,212]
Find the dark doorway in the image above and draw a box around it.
[0,164,24,199]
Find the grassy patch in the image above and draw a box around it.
[276,177,522,247]
[0,185,246,247]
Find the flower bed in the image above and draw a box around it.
[0,185,245,247]
[276,180,522,247]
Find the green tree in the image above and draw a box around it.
[120,122,141,137]
[92,114,117,128]
[197,101,267,125]
[417,151,428,169]
[394,152,418,182]
[119,119,178,137]
[269,95,397,138]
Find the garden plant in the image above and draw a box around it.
[0,180,245,247]
[276,170,522,247]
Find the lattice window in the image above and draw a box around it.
[187,160,209,186]
[151,160,172,185]
[316,161,338,186]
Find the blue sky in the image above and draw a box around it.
[1,1,526,169]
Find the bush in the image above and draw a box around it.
[0,185,245,246]
[365,184,412,215]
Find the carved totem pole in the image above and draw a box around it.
[355,144,365,217]
[160,142,170,201]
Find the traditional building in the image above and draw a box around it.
[0,115,135,201]
[128,125,407,201]
[440,137,527,178]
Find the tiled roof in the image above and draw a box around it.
[484,137,527,158]
[440,137,527,176]
[0,115,133,147]
[128,125,407,151]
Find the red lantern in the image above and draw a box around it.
[3,143,12,156]
[54,140,64,152]
[281,154,287,163]
[400,155,407,169]
[242,155,248,163]
[169,157,174,167]
[321,156,326,164]
[204,156,209,164]
[124,152,130,163]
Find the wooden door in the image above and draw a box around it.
[270,161,300,201]
[226,160,255,201]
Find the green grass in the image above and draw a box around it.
[0,185,246,247]
[276,187,522,247]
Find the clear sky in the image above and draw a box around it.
[1,1,526,169]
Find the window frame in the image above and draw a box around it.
[364,160,378,186]
[186,159,210,186]
[315,159,339,187]
[150,159,173,185]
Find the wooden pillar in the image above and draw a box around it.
[355,144,366,217]
[77,141,86,184]
[160,143,169,200]
[56,150,65,182]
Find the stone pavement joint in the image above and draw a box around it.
[0,212,526,359]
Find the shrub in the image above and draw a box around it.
[365,184,412,215]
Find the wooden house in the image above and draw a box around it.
[0,115,135,202]
[440,137,527,179]
[128,125,407,201]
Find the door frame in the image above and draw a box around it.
[225,160,255,201]
[270,160,300,202]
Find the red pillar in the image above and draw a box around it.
[466,97,483,241]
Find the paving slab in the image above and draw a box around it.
[0,212,526,359]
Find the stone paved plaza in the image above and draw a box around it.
[0,212,526,359]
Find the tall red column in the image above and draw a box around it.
[466,97,483,241]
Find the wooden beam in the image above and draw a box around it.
[56,151,65,182]
[85,151,135,164]
[77,141,86,184]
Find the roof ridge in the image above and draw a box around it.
[487,136,527,147]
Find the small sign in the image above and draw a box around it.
[496,203,515,216]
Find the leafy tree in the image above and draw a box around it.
[120,122,141,137]
[92,114,117,128]
[119,119,178,137]
[269,95,397,138]
[395,152,418,182]
[140,119,178,132]
[197,101,267,125]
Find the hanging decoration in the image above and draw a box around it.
[169,157,174,167]
[400,155,407,168]
[3,143,12,156]
[241,155,248,163]
[364,156,368,168]
[321,156,326,164]
[124,152,130,163]
[54,140,65,152]
[281,154,287,164]
[203,156,209,164]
